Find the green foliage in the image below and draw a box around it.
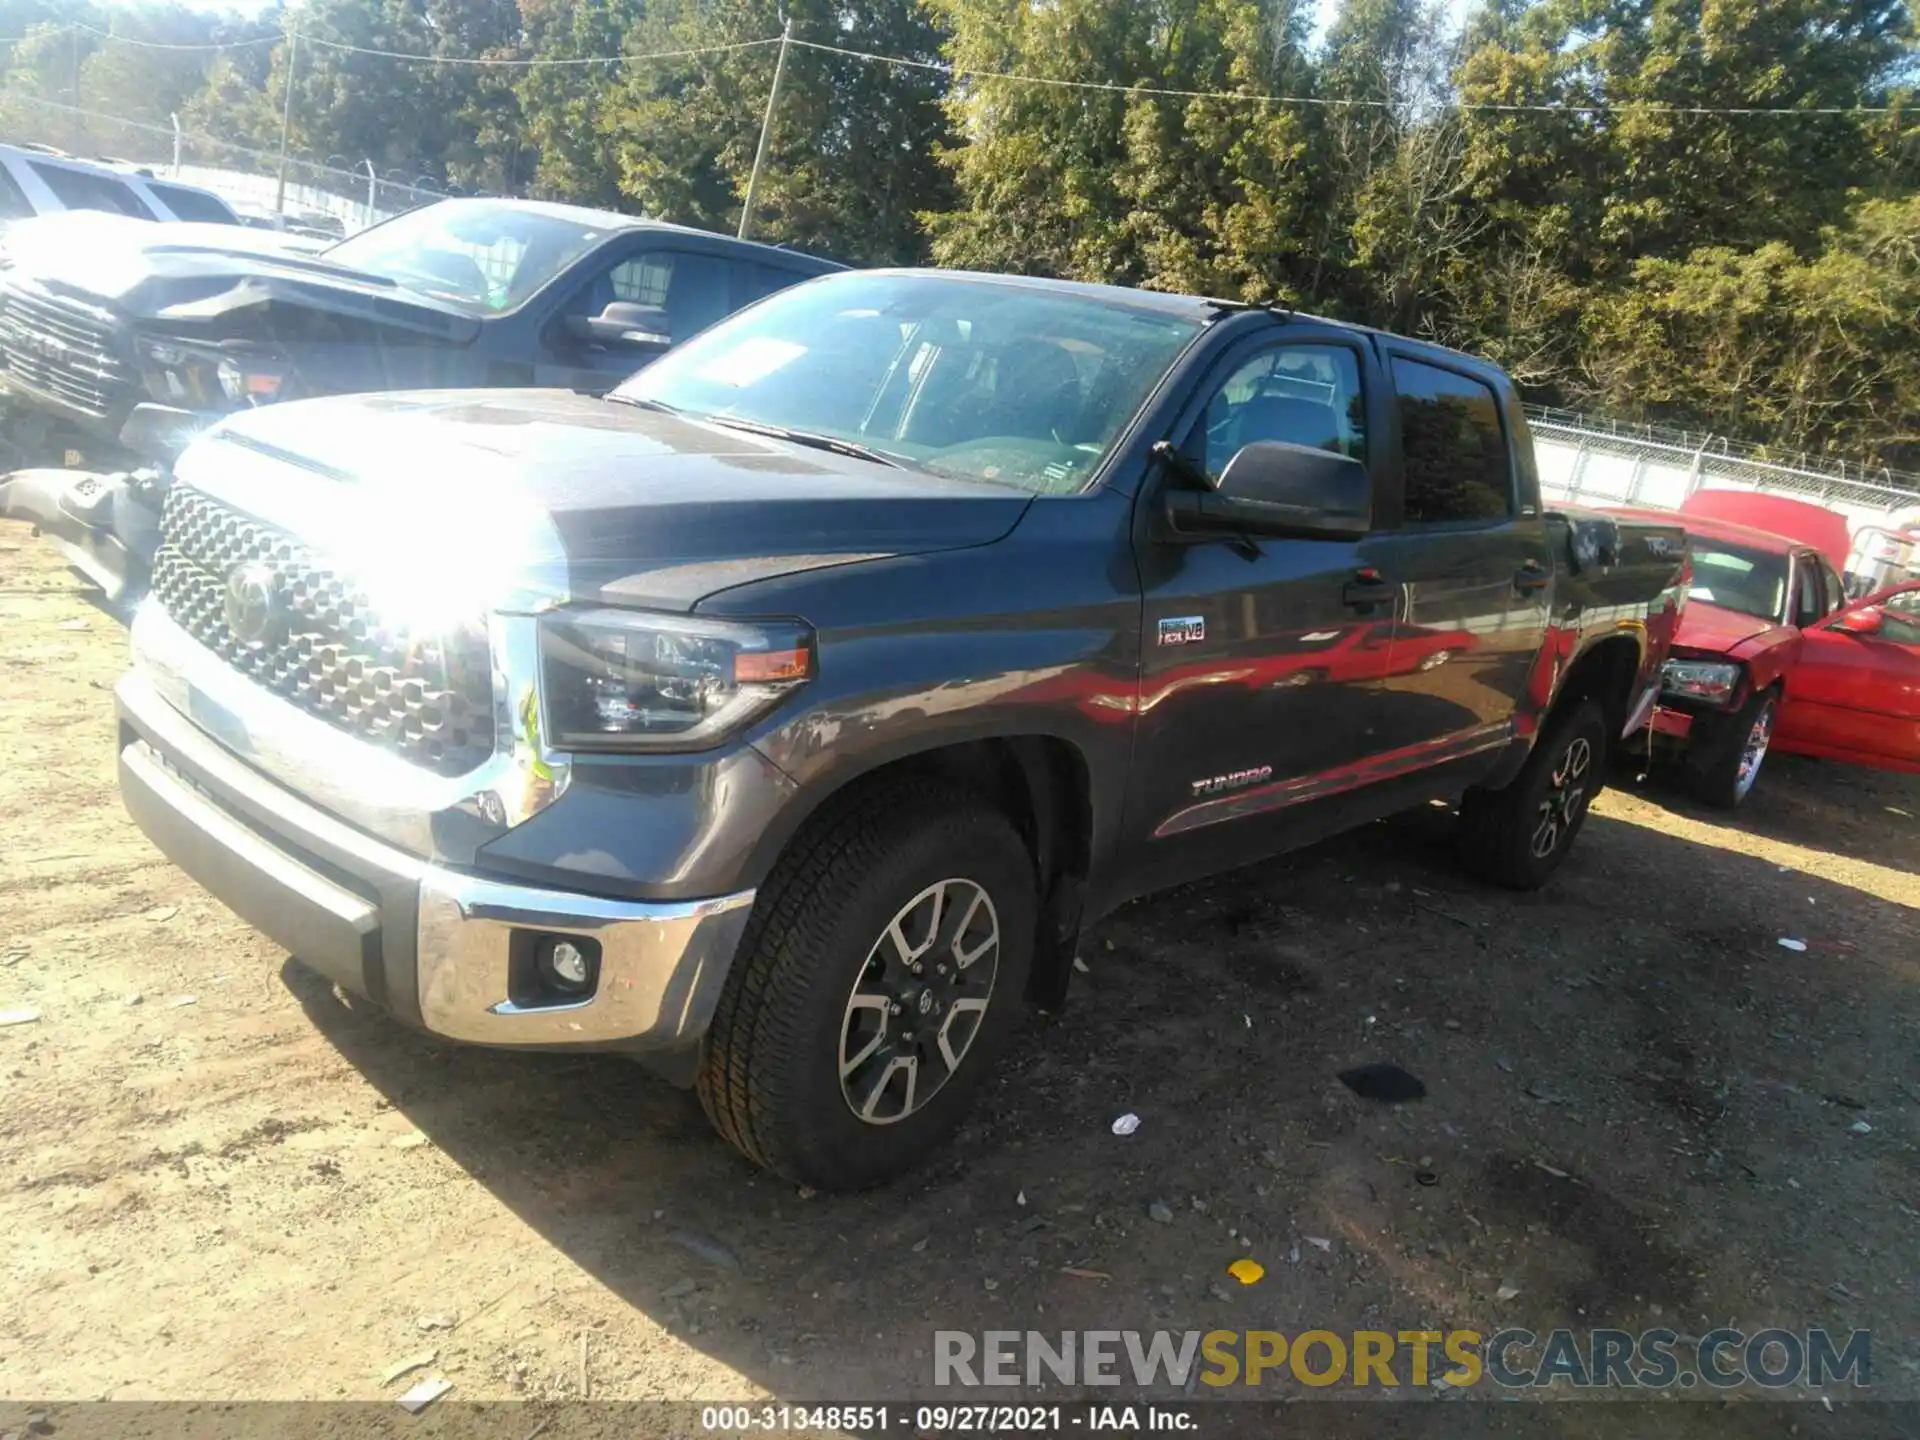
[0,0,1916,466]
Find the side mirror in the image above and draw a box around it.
[1164,441,1372,542]
[1832,606,1885,635]
[567,301,672,349]
[118,402,201,461]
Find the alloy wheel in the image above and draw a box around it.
[1531,734,1593,860]
[1734,699,1775,802]
[838,878,1000,1126]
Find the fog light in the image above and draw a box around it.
[540,938,593,991]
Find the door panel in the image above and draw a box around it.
[1123,334,1403,888]
[1364,353,1552,758]
[1775,582,1920,767]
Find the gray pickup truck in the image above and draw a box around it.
[111,269,1687,1189]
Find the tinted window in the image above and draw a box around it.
[0,163,32,220]
[1392,357,1512,525]
[146,181,237,224]
[1196,344,1366,480]
[28,161,154,218]
[745,261,809,305]
[613,271,1200,495]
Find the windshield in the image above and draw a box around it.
[612,272,1203,494]
[1687,538,1790,622]
[325,200,612,312]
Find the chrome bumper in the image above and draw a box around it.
[416,875,752,1046]
[117,667,754,1053]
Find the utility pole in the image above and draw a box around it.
[171,113,182,176]
[274,19,300,215]
[69,25,80,151]
[737,17,791,242]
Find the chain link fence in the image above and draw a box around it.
[1528,405,1920,535]
[0,95,461,234]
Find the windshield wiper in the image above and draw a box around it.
[608,395,682,416]
[703,414,906,470]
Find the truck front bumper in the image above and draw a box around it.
[116,667,755,1060]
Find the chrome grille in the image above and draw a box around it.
[0,279,125,418]
[150,486,496,776]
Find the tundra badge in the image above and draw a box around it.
[1158,615,1205,647]
[1191,765,1274,797]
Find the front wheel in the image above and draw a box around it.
[1686,687,1776,809]
[697,780,1036,1191]
[1457,698,1608,890]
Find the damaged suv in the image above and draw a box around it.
[112,269,1688,1189]
[0,198,838,599]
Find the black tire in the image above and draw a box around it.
[1685,686,1778,809]
[1457,697,1608,890]
[697,779,1036,1191]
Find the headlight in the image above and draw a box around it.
[538,608,814,751]
[136,337,287,408]
[1661,658,1742,706]
[216,354,288,404]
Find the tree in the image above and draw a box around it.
[926,0,1328,300]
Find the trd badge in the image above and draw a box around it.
[1158,615,1205,647]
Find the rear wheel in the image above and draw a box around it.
[1458,698,1608,890]
[697,779,1035,1191]
[1686,687,1776,809]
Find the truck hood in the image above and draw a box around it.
[1673,598,1794,655]
[1,210,477,343]
[174,389,1034,613]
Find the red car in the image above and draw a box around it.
[1610,502,1920,805]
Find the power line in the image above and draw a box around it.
[4,21,1906,115]
[786,36,1904,116]
[68,23,277,52]
[297,31,781,67]
[4,24,779,68]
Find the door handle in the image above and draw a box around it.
[1513,562,1551,594]
[1342,578,1396,611]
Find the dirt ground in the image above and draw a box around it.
[2,518,1917,1424]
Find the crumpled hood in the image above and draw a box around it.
[173,388,1033,614]
[1674,598,1795,656]
[1,210,476,342]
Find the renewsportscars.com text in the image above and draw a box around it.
[934,1328,1871,1391]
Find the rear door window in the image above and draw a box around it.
[1391,357,1513,525]
[741,261,811,307]
[145,181,237,224]
[27,161,155,218]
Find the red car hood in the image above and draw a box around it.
[1675,599,1793,655]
